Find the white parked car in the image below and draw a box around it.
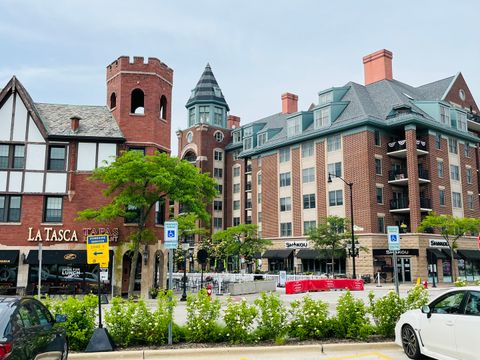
[395,286,480,360]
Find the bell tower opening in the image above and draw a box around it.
[131,89,145,114]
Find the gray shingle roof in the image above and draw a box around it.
[186,64,229,110]
[34,103,124,138]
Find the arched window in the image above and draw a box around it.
[183,151,197,163]
[160,95,167,120]
[131,89,145,114]
[110,92,117,109]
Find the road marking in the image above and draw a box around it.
[323,352,394,360]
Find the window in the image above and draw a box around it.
[329,190,343,206]
[280,222,292,237]
[188,108,195,126]
[233,183,240,193]
[437,160,444,178]
[214,150,223,161]
[125,204,140,224]
[432,292,465,314]
[439,189,445,206]
[110,92,117,109]
[0,144,25,169]
[280,197,291,212]
[214,200,222,211]
[213,217,223,229]
[243,137,252,150]
[440,105,450,126]
[287,117,301,137]
[450,165,459,181]
[302,168,315,183]
[233,167,240,177]
[448,138,458,154]
[466,167,473,184]
[375,158,382,175]
[257,193,262,204]
[232,150,240,160]
[302,142,314,157]
[304,220,316,234]
[129,147,146,155]
[257,132,267,146]
[199,106,209,122]
[452,192,462,208]
[327,134,341,152]
[435,133,442,149]
[377,216,385,233]
[155,201,165,225]
[318,92,333,105]
[467,194,474,210]
[243,127,253,137]
[233,200,240,210]
[279,148,290,163]
[215,184,223,195]
[233,217,240,226]
[257,212,262,223]
[303,194,316,209]
[232,131,242,143]
[279,172,291,187]
[315,107,330,128]
[465,291,480,316]
[257,173,262,185]
[0,195,21,222]
[160,95,167,120]
[43,196,63,223]
[214,131,224,142]
[376,187,383,204]
[131,89,144,114]
[327,162,342,177]
[186,131,193,143]
[48,146,66,171]
[374,130,381,146]
[213,168,223,178]
[214,107,223,126]
[457,111,467,132]
[464,143,471,158]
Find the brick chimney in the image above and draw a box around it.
[281,93,298,114]
[227,115,241,129]
[363,49,393,85]
[70,115,81,132]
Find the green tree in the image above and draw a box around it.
[77,151,217,297]
[174,212,208,268]
[307,216,348,276]
[211,224,271,272]
[418,212,480,281]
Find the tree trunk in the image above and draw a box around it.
[450,247,456,282]
[128,249,139,298]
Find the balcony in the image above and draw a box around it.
[245,200,252,209]
[245,182,252,191]
[245,164,252,173]
[388,168,430,185]
[387,140,428,158]
[390,196,432,213]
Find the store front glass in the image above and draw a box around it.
[0,250,19,294]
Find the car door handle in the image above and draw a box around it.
[445,321,454,326]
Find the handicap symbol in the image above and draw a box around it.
[390,234,398,241]
[167,230,175,238]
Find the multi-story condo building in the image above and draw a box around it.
[0,56,172,297]
[178,49,480,284]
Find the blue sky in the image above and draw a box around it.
[1,0,479,154]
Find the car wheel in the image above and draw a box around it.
[401,324,422,359]
[61,339,68,360]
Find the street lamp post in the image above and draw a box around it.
[328,173,357,279]
[180,240,189,301]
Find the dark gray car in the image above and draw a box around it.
[0,296,68,360]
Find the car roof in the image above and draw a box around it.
[0,296,21,305]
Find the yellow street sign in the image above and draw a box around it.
[86,235,110,265]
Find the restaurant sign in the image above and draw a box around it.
[27,227,119,242]
[285,241,309,249]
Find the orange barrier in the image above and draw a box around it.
[285,278,364,294]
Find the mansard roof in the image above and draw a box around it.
[186,63,230,111]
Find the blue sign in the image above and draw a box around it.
[387,226,400,251]
[164,221,178,249]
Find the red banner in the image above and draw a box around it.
[285,279,364,294]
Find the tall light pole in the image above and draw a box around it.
[328,173,357,279]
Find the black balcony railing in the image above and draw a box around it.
[387,139,428,153]
[390,196,409,210]
[388,168,408,181]
[245,182,252,191]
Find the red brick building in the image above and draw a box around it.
[0,56,172,298]
[178,50,480,284]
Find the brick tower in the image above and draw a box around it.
[106,56,173,153]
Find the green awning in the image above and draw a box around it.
[427,248,446,260]
[457,249,480,261]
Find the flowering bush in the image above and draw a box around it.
[288,295,332,340]
[223,297,258,343]
[42,294,97,351]
[186,288,222,343]
[254,292,288,342]
[404,284,430,309]
[455,279,468,287]
[334,291,372,339]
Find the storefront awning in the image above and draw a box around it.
[427,248,446,260]
[297,249,346,259]
[443,249,461,259]
[0,250,19,264]
[262,249,293,259]
[26,250,114,265]
[457,249,480,261]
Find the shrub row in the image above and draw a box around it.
[42,285,429,351]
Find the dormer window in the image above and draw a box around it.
[287,117,301,137]
[199,106,209,122]
[318,91,333,106]
[244,126,253,137]
[315,107,330,128]
[232,130,242,143]
[243,137,253,150]
[257,132,267,146]
[213,86,222,97]
[440,105,450,126]
[457,111,467,132]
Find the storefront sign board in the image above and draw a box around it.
[86,235,110,265]
[428,239,450,249]
[285,240,309,249]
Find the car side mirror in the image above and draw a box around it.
[55,314,67,323]
[421,305,432,318]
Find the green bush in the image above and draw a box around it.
[288,295,332,340]
[42,294,97,351]
[404,284,430,310]
[185,289,222,343]
[223,297,258,343]
[455,279,468,287]
[334,291,372,340]
[254,292,288,342]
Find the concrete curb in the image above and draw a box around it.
[70,342,399,359]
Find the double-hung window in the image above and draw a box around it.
[448,138,458,154]
[327,135,341,152]
[280,197,291,212]
[327,162,342,177]
[315,107,330,128]
[328,190,343,206]
[0,144,25,169]
[44,196,63,223]
[302,168,315,183]
[0,195,21,222]
[279,172,291,187]
[303,194,316,209]
[440,105,450,126]
[452,192,462,208]
[279,148,290,163]
[450,165,459,181]
[280,222,292,237]
[302,142,314,157]
[213,200,222,211]
[48,146,66,170]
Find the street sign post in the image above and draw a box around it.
[164,221,178,346]
[387,226,400,295]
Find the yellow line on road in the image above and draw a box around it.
[323,352,394,360]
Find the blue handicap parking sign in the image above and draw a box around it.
[389,234,398,242]
[167,230,175,238]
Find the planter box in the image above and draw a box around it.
[226,280,276,295]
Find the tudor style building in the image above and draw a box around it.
[178,50,480,283]
[0,56,172,298]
